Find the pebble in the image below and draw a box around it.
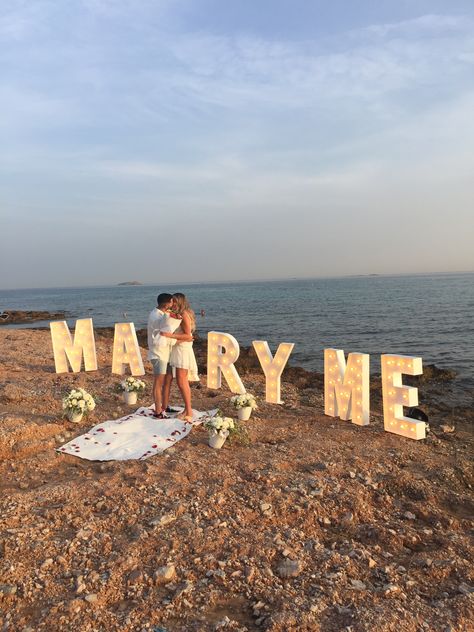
[440,424,455,433]
[403,511,416,520]
[350,579,366,591]
[260,503,272,516]
[84,593,98,603]
[41,558,54,570]
[458,583,474,595]
[368,558,377,568]
[276,559,302,578]
[127,569,143,585]
[149,513,176,527]
[383,584,400,594]
[314,462,327,471]
[0,584,17,595]
[174,580,193,598]
[245,566,255,582]
[154,564,176,584]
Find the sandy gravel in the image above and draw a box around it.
[0,329,473,632]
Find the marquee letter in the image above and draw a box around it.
[50,318,97,373]
[207,332,245,394]
[252,340,294,404]
[381,354,425,440]
[324,349,369,425]
[112,323,145,376]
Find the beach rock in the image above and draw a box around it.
[383,584,400,595]
[440,424,455,433]
[127,569,143,585]
[149,512,176,527]
[174,580,193,599]
[154,565,176,584]
[313,462,328,471]
[458,583,474,595]
[276,559,302,578]
[0,584,17,595]
[0,310,66,325]
[41,558,54,570]
[84,594,98,603]
[0,383,29,403]
[350,579,367,591]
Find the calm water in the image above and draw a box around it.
[1,274,473,391]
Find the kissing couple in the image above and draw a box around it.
[147,292,199,422]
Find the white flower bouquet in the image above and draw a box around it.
[204,415,235,437]
[204,415,236,448]
[230,393,257,421]
[62,388,96,421]
[118,376,146,393]
[230,393,257,410]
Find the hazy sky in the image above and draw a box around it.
[1,0,474,289]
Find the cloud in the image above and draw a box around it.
[161,14,474,111]
[1,5,474,286]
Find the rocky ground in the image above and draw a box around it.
[0,328,473,632]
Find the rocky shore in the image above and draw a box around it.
[0,310,66,326]
[0,328,472,631]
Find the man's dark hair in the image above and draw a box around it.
[157,293,173,307]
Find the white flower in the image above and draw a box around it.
[78,400,85,409]
[230,392,257,409]
[71,399,77,406]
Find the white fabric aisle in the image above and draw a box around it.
[57,405,217,461]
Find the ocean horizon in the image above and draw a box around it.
[2,269,473,293]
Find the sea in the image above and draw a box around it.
[1,273,473,404]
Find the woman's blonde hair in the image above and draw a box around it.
[173,293,196,332]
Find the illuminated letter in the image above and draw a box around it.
[381,354,425,440]
[252,340,294,404]
[112,323,145,376]
[207,332,245,394]
[324,349,369,425]
[50,318,97,373]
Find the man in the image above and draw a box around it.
[147,293,192,418]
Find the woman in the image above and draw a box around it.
[164,293,199,422]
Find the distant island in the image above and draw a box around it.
[117,281,143,286]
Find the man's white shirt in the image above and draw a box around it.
[147,308,179,360]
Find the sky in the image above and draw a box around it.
[1,0,474,289]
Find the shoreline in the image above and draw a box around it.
[0,327,473,630]
[2,322,471,419]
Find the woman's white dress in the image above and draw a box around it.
[170,325,199,382]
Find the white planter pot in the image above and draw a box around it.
[68,411,83,423]
[123,391,138,405]
[208,430,229,449]
[237,407,252,421]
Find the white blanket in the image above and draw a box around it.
[57,405,217,461]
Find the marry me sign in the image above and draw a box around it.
[50,318,427,441]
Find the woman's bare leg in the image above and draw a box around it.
[176,368,193,417]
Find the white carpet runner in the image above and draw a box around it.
[57,405,217,461]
